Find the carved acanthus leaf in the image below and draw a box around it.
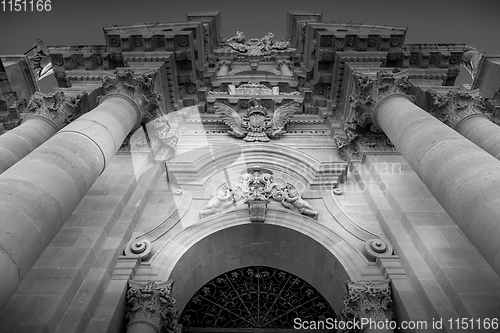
[126,280,182,333]
[335,71,411,161]
[429,89,487,129]
[25,91,86,130]
[100,69,161,123]
[338,280,394,332]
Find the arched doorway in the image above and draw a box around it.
[180,265,337,330]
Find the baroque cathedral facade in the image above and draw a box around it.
[0,10,500,333]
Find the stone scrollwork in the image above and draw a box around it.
[338,280,394,332]
[429,89,488,129]
[126,280,182,333]
[24,91,86,130]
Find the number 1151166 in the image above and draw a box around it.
[1,0,51,11]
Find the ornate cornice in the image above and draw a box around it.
[338,280,394,330]
[99,70,161,125]
[24,91,86,130]
[126,280,182,333]
[428,89,488,129]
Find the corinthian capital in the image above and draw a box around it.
[100,69,161,124]
[126,280,182,333]
[349,71,414,128]
[24,91,86,130]
[429,89,488,129]
[338,280,394,329]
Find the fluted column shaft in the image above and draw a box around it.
[456,115,500,159]
[0,117,57,173]
[374,93,500,276]
[0,94,140,309]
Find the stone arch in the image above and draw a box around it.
[150,208,375,314]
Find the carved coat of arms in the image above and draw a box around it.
[215,99,299,142]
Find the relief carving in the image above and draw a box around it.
[24,91,86,130]
[334,71,412,160]
[126,280,182,333]
[199,184,238,219]
[429,89,488,129]
[215,98,299,142]
[199,169,318,222]
[225,31,294,55]
[100,69,161,123]
[338,280,394,332]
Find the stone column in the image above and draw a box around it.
[0,91,85,174]
[338,280,394,332]
[277,60,293,76]
[429,89,500,159]
[126,280,182,333]
[350,71,500,276]
[216,60,231,76]
[0,70,161,310]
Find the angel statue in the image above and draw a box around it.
[214,99,300,142]
[199,184,236,218]
[280,185,318,220]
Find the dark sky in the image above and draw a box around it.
[1,0,499,93]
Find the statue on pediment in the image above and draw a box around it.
[225,31,293,55]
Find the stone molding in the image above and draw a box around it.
[24,91,86,130]
[126,280,182,333]
[429,89,489,129]
[338,280,394,330]
[99,69,161,125]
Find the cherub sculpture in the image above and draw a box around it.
[280,185,318,220]
[214,99,299,142]
[199,184,235,218]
